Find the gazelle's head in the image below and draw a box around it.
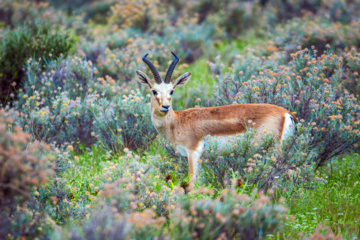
[136,52,192,116]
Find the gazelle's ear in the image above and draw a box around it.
[172,72,192,89]
[136,70,154,89]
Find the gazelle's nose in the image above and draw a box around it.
[162,105,170,110]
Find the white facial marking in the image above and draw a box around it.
[152,83,174,112]
[152,83,173,99]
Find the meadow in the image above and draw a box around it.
[0,0,360,239]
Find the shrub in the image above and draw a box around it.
[340,48,360,99]
[169,189,287,239]
[15,57,157,153]
[90,90,157,153]
[200,47,360,190]
[0,108,54,208]
[258,17,360,60]
[0,108,56,239]
[60,183,287,239]
[0,204,57,240]
[0,21,74,104]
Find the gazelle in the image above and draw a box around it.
[136,52,298,181]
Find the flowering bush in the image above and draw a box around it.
[169,189,287,239]
[255,17,360,61]
[59,181,287,239]
[0,108,54,208]
[0,108,56,239]
[0,205,57,240]
[15,57,156,153]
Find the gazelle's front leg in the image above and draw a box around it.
[187,141,204,182]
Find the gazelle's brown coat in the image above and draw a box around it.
[137,52,298,181]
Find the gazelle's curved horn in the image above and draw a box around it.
[142,54,162,84]
[164,52,179,83]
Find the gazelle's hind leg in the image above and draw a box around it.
[187,141,204,182]
[280,113,297,142]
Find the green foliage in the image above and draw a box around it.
[0,22,74,104]
[283,154,360,238]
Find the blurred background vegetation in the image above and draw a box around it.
[0,0,360,239]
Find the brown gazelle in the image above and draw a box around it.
[136,52,298,182]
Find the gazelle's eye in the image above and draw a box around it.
[170,90,174,95]
[152,90,157,96]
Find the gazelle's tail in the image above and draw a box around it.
[281,113,297,141]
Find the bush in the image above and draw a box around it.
[0,108,56,239]
[0,108,54,208]
[59,181,287,239]
[169,189,287,239]
[0,21,74,104]
[0,204,57,240]
[200,47,360,190]
[15,57,157,153]
[271,17,360,57]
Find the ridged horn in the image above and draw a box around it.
[164,52,179,83]
[142,53,162,84]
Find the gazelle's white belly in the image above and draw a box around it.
[203,134,242,154]
[175,144,188,157]
[175,134,243,157]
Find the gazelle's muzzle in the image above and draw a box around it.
[161,105,171,112]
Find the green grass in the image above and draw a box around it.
[172,58,213,110]
[278,154,360,239]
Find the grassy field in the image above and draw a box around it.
[282,154,360,238]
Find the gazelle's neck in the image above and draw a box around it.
[150,98,176,140]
